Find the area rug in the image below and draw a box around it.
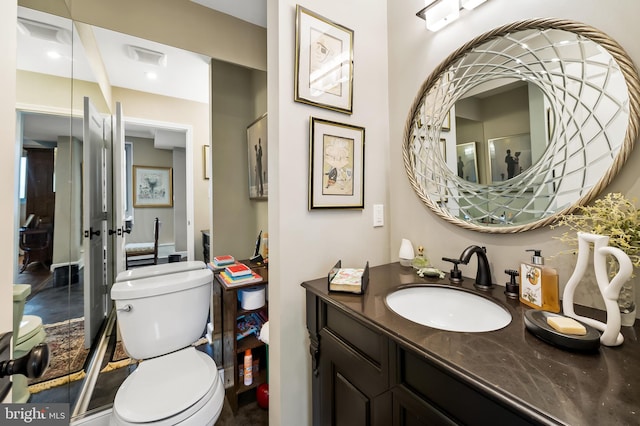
[101,337,210,374]
[111,341,129,362]
[28,317,90,393]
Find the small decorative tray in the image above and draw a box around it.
[524,310,601,352]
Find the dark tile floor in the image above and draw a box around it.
[20,262,268,425]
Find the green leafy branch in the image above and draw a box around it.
[552,193,640,274]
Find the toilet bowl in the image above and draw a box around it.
[110,347,224,425]
[110,268,223,425]
[13,315,47,403]
[12,284,47,403]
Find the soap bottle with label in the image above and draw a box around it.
[519,249,560,312]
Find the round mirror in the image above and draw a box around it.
[404,19,640,233]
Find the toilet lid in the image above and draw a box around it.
[18,315,43,344]
[113,347,219,424]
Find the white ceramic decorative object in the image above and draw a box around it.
[398,238,415,267]
[562,232,633,346]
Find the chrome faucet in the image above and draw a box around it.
[459,245,493,290]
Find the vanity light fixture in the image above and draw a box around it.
[460,0,487,10]
[417,0,490,32]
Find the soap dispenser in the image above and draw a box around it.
[519,249,560,312]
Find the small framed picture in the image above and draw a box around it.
[295,5,354,114]
[441,110,451,131]
[456,142,479,183]
[488,133,532,183]
[309,117,365,209]
[133,166,173,207]
[247,113,268,200]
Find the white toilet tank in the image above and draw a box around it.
[115,260,206,282]
[111,268,213,360]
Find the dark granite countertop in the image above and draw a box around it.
[302,262,640,425]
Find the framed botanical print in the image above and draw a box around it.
[133,166,173,207]
[295,5,354,114]
[309,117,364,209]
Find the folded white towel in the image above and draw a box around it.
[258,321,269,345]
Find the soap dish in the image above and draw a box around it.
[524,310,601,352]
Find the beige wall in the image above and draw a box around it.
[269,1,391,424]
[211,60,267,260]
[18,70,109,114]
[52,136,82,265]
[388,0,640,316]
[1,1,17,364]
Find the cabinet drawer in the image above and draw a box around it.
[391,385,457,426]
[323,303,386,367]
[399,348,535,425]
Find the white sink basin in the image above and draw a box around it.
[385,286,511,332]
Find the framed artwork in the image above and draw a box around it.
[133,166,173,207]
[247,113,268,200]
[441,110,451,131]
[295,5,354,114]
[309,117,365,209]
[488,133,532,183]
[203,145,211,180]
[439,138,447,161]
[456,142,478,183]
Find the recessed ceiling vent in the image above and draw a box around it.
[17,17,72,45]
[126,45,168,67]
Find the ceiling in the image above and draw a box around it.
[17,1,263,145]
[190,0,266,27]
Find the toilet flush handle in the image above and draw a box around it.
[117,304,132,313]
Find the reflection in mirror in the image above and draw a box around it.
[15,5,77,405]
[405,19,640,232]
[16,5,209,415]
[453,79,548,184]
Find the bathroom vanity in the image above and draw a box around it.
[302,262,640,425]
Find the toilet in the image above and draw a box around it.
[115,260,206,282]
[110,268,224,425]
[114,261,214,347]
[12,284,47,403]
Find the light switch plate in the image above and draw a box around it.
[373,204,384,227]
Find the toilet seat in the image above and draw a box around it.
[16,315,45,347]
[111,347,223,425]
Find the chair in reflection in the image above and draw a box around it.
[19,215,53,273]
[125,217,160,269]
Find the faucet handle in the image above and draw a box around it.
[442,257,463,284]
[504,269,519,299]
